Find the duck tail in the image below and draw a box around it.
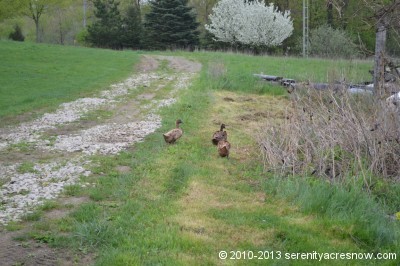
[163,134,170,143]
[218,146,229,157]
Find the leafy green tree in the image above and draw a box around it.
[0,0,59,42]
[0,0,26,21]
[143,0,199,50]
[86,0,123,49]
[121,4,141,49]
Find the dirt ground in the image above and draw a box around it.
[0,55,201,266]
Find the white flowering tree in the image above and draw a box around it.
[205,0,293,47]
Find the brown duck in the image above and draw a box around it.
[163,119,183,144]
[212,124,227,145]
[218,139,231,158]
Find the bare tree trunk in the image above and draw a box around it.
[369,0,400,98]
[29,1,44,43]
[327,0,333,27]
[373,16,387,99]
[35,19,40,42]
[83,0,86,28]
[58,20,64,44]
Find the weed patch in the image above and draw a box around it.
[263,176,400,251]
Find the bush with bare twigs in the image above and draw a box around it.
[258,87,400,184]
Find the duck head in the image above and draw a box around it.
[176,119,183,127]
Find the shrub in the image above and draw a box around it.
[75,29,89,46]
[309,24,358,58]
[9,25,24,42]
[258,87,400,182]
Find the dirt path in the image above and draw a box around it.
[0,55,201,265]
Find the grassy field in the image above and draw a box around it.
[172,50,373,93]
[0,40,372,122]
[1,41,399,265]
[0,40,140,125]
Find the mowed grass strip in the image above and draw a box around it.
[42,65,377,265]
[0,41,140,124]
[171,90,371,266]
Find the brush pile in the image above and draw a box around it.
[258,88,400,182]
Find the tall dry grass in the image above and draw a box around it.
[258,86,400,184]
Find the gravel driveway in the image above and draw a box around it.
[0,55,201,225]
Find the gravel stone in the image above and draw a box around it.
[0,69,196,225]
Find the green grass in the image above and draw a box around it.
[1,42,398,265]
[56,57,398,264]
[16,161,36,174]
[0,40,140,124]
[63,184,83,197]
[21,210,43,222]
[168,50,373,94]
[8,141,34,152]
[38,200,60,211]
[264,176,400,251]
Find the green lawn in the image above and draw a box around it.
[0,40,140,124]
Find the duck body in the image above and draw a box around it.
[217,140,231,158]
[163,119,183,144]
[212,124,227,145]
